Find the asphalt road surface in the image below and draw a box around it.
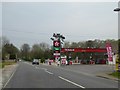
[3,61,118,88]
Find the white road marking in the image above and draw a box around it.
[35,66,39,69]
[58,76,85,88]
[41,68,47,71]
[3,66,18,88]
[45,70,53,75]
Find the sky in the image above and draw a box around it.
[1,1,119,49]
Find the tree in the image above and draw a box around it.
[31,44,43,59]
[2,43,19,60]
[20,44,30,61]
[39,42,50,51]
[78,41,86,48]
[2,37,19,60]
[85,40,94,48]
[105,39,118,54]
[31,43,51,61]
[63,41,70,48]
[70,42,79,48]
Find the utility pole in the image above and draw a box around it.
[50,33,65,65]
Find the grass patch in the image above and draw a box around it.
[109,71,120,79]
[0,60,16,68]
[0,63,2,68]
[0,62,5,68]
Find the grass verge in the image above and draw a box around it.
[0,61,16,68]
[0,63,2,68]
[109,71,120,79]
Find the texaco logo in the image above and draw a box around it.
[54,41,60,47]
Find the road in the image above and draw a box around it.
[3,61,118,88]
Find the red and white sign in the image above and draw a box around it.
[61,58,66,64]
[61,56,67,64]
[106,42,113,61]
[53,41,60,47]
[61,48,107,52]
[64,48,75,52]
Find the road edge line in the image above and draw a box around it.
[2,64,18,88]
[58,76,85,89]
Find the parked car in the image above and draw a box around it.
[81,60,89,64]
[95,59,106,64]
[32,59,39,65]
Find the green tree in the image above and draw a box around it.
[63,41,70,48]
[2,37,19,60]
[20,44,30,61]
[2,43,19,60]
[31,43,51,61]
[31,44,43,59]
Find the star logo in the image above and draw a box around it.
[54,41,60,47]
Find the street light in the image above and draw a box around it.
[113,6,120,71]
[114,8,120,12]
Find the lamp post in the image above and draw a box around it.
[114,7,120,71]
[114,8,120,12]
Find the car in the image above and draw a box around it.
[81,60,89,64]
[95,59,106,64]
[32,59,39,65]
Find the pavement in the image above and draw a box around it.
[1,63,18,89]
[96,71,119,81]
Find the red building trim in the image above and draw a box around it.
[61,48,107,53]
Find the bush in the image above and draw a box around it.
[41,58,45,63]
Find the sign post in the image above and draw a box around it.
[51,33,65,66]
[53,40,61,63]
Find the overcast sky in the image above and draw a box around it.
[2,1,118,48]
